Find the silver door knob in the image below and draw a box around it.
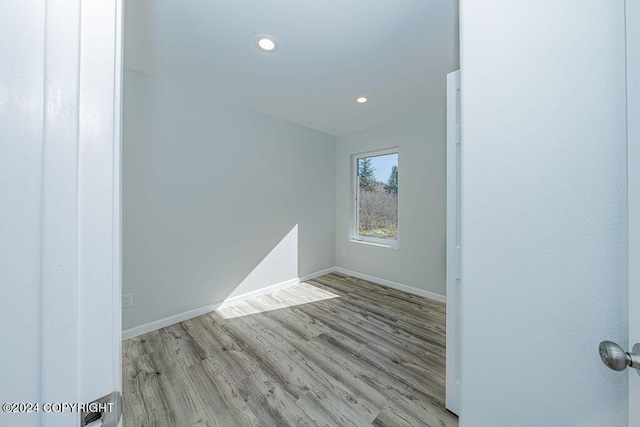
[599,341,640,375]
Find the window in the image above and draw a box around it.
[352,149,399,247]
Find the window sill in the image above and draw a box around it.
[349,238,399,250]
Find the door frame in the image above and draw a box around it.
[627,0,639,423]
[40,0,123,425]
[445,70,461,415]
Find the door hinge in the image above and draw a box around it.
[82,391,122,426]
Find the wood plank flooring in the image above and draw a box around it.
[123,273,457,427]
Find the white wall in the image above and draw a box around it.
[335,112,446,296]
[122,68,336,330]
[460,1,627,425]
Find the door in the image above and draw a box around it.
[628,1,640,423]
[0,1,123,426]
[459,1,628,425]
[445,70,461,415]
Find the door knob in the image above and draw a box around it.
[599,341,640,375]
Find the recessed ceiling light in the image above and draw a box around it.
[254,35,279,53]
[356,97,368,104]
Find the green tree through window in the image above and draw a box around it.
[354,151,398,243]
[358,158,377,191]
[384,165,398,194]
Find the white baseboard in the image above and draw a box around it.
[122,300,224,340]
[123,266,445,340]
[217,278,300,310]
[333,267,446,303]
[122,270,336,340]
[300,267,336,282]
[123,278,300,340]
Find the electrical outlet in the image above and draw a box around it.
[341,249,346,257]
[122,293,133,308]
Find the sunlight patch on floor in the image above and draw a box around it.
[215,281,339,319]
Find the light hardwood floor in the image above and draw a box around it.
[123,273,457,426]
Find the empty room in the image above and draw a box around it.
[121,0,458,425]
[5,0,636,426]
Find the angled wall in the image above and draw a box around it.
[122,69,336,330]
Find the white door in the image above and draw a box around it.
[445,70,461,415]
[0,1,123,426]
[459,1,628,425]
[627,1,640,424]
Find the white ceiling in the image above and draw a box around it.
[124,0,459,136]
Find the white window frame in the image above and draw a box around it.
[351,147,400,249]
